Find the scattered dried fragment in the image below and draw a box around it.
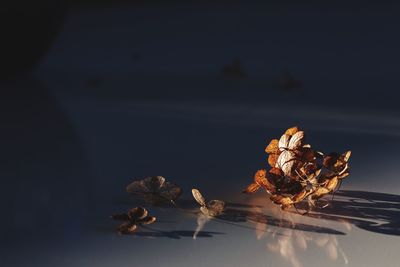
[111,207,156,234]
[192,188,226,217]
[126,176,182,205]
[243,126,351,213]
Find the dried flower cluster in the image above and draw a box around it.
[126,176,182,205]
[243,126,351,212]
[192,188,225,217]
[111,207,156,234]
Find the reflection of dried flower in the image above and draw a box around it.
[111,207,156,234]
[243,126,351,212]
[126,176,182,205]
[192,188,225,217]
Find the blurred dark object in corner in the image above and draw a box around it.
[0,1,67,80]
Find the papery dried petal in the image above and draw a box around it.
[128,207,148,220]
[192,189,206,207]
[278,134,290,150]
[268,153,279,167]
[117,222,135,234]
[265,139,279,154]
[243,183,260,193]
[285,126,299,136]
[288,131,304,150]
[292,189,308,202]
[277,150,296,176]
[207,200,226,216]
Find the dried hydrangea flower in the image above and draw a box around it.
[192,188,225,217]
[244,126,351,212]
[126,176,182,205]
[111,207,156,234]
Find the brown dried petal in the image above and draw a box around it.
[117,222,137,234]
[268,153,279,167]
[138,216,156,225]
[323,153,340,169]
[265,139,279,154]
[343,151,351,162]
[300,147,316,162]
[292,189,309,203]
[243,183,260,193]
[270,195,293,210]
[277,150,296,176]
[326,177,339,191]
[207,200,226,216]
[288,131,304,150]
[285,126,299,136]
[269,167,283,177]
[128,207,148,220]
[253,169,276,193]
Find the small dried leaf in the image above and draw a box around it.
[265,139,279,154]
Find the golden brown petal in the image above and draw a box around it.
[128,207,148,220]
[268,154,279,168]
[269,167,283,177]
[242,183,260,193]
[117,222,136,234]
[284,126,299,136]
[265,139,279,154]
